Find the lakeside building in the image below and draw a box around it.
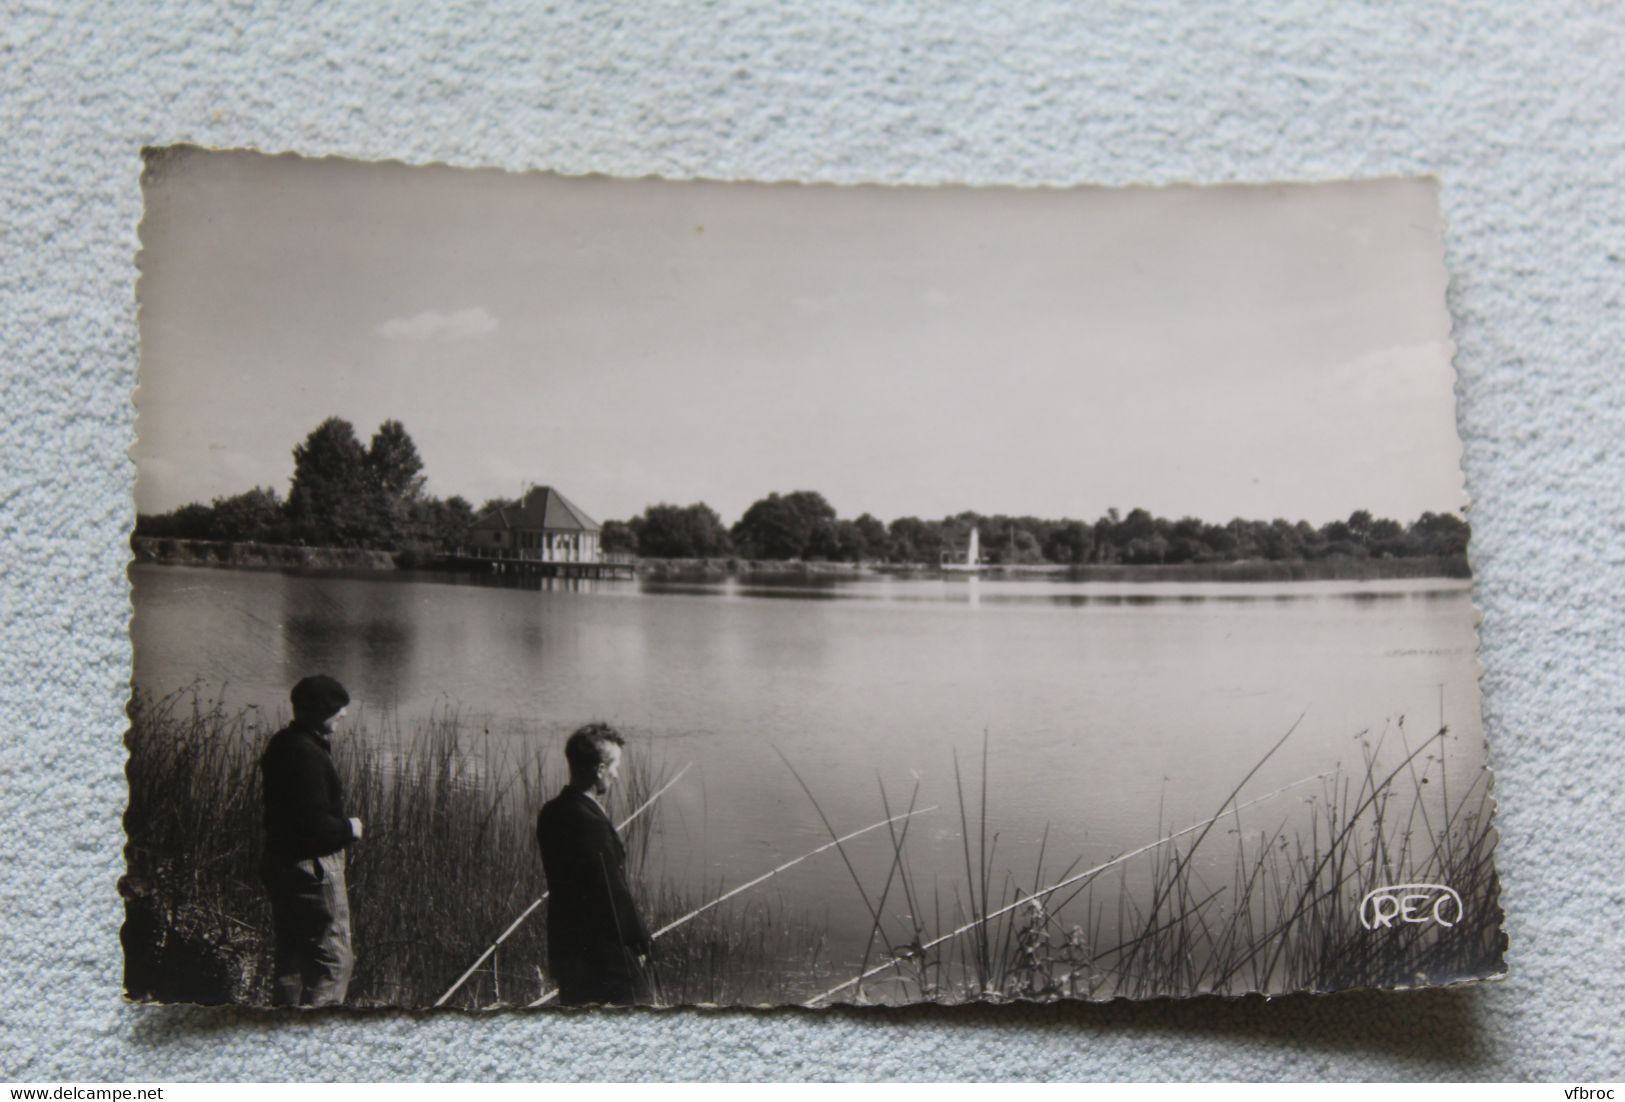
[464,484,602,562]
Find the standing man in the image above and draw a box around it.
[536,723,653,1006]
[259,674,363,1007]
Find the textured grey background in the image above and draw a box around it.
[3,0,1622,1083]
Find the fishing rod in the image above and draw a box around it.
[803,769,1329,1006]
[652,804,937,940]
[434,762,691,1008]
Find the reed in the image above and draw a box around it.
[434,763,691,1007]
[801,716,1501,1005]
[123,687,827,1007]
[125,687,1501,1008]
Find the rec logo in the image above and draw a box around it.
[1359,883,1463,930]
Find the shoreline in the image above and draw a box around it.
[130,536,1470,584]
[125,690,1501,1007]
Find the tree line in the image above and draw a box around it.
[136,417,476,555]
[136,416,1470,566]
[606,494,1469,566]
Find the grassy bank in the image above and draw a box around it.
[636,558,880,581]
[131,536,400,572]
[1055,555,1470,583]
[796,720,1501,1005]
[125,691,1501,1007]
[131,537,1469,584]
[639,555,1470,582]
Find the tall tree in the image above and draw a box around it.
[286,417,371,546]
[1367,517,1406,558]
[134,503,215,540]
[1093,507,1125,562]
[1408,511,1470,556]
[365,420,428,541]
[600,519,638,556]
[633,503,731,558]
[731,491,837,559]
[210,486,286,543]
[852,513,891,561]
[887,516,945,564]
[1043,520,1094,565]
[368,420,426,501]
[1165,516,1209,564]
[413,494,475,551]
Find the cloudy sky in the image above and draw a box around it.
[134,149,1464,526]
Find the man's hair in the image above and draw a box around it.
[564,722,625,781]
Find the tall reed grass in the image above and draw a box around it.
[800,718,1502,1005]
[125,688,1500,1008]
[122,687,829,1007]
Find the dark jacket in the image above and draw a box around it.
[260,723,354,860]
[536,787,651,1004]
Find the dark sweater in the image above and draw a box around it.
[260,723,354,860]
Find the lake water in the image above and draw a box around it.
[129,563,1484,972]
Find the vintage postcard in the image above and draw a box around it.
[126,147,1502,1008]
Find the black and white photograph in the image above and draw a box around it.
[125,146,1503,1010]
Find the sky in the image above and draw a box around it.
[134,149,1466,526]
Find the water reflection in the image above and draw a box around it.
[282,583,420,708]
[442,570,605,596]
[631,575,1470,610]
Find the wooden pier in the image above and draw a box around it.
[438,554,637,580]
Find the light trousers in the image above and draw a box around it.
[263,850,353,1007]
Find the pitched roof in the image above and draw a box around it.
[468,485,601,533]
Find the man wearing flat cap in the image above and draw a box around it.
[259,674,363,1007]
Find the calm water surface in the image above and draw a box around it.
[130,564,1483,967]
